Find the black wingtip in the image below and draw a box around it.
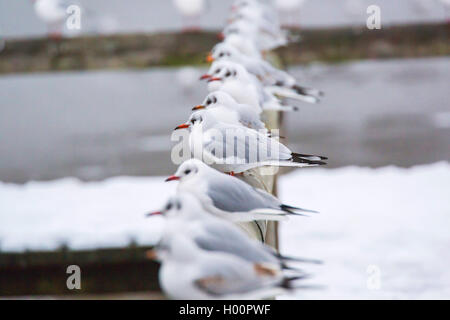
[281,263,306,273]
[291,85,324,100]
[292,152,328,161]
[277,253,324,265]
[280,275,311,290]
[280,204,319,215]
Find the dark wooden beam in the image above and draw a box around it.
[0,23,448,75]
[0,245,160,297]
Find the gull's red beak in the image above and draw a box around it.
[208,77,222,82]
[174,123,190,130]
[146,211,162,217]
[206,53,214,63]
[165,175,180,182]
[192,105,206,111]
[200,74,211,80]
[217,32,225,40]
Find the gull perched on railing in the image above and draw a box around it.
[208,42,324,99]
[164,159,322,221]
[174,110,326,173]
[203,61,319,112]
[147,233,306,300]
[192,91,267,131]
[147,193,321,268]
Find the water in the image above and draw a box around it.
[0,0,447,39]
[0,57,449,183]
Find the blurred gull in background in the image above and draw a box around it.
[344,0,365,28]
[172,0,208,31]
[149,193,319,270]
[176,67,201,95]
[275,0,307,27]
[33,0,67,38]
[438,0,450,21]
[149,233,303,300]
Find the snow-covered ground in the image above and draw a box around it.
[1,162,449,299]
[279,162,450,299]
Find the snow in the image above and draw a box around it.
[0,177,174,251]
[1,162,449,298]
[278,162,450,299]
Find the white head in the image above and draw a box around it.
[148,192,208,221]
[193,91,238,112]
[149,233,199,262]
[232,0,261,11]
[223,20,258,38]
[174,108,219,133]
[165,159,211,184]
[206,61,251,86]
[210,42,243,62]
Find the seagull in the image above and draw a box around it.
[176,67,200,94]
[203,61,319,112]
[231,0,279,30]
[33,0,67,38]
[173,0,207,31]
[148,193,322,268]
[209,42,323,99]
[228,6,283,40]
[175,109,327,173]
[275,0,307,27]
[148,233,305,300]
[223,20,288,52]
[219,27,262,58]
[164,159,321,222]
[204,61,264,110]
[192,91,266,131]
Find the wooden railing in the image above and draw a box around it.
[0,23,448,75]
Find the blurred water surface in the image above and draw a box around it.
[0,57,449,183]
[0,0,447,39]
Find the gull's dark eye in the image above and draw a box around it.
[219,53,224,57]
[166,203,173,210]
[190,118,196,124]
[215,69,221,74]
[225,71,231,77]
[206,99,211,105]
[184,169,191,175]
[213,96,217,103]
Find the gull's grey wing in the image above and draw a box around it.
[206,170,282,213]
[260,60,295,86]
[202,124,291,166]
[237,104,266,130]
[191,221,277,264]
[195,257,273,296]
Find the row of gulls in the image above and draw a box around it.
[148,0,327,300]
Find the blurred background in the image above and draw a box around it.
[0,0,449,299]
